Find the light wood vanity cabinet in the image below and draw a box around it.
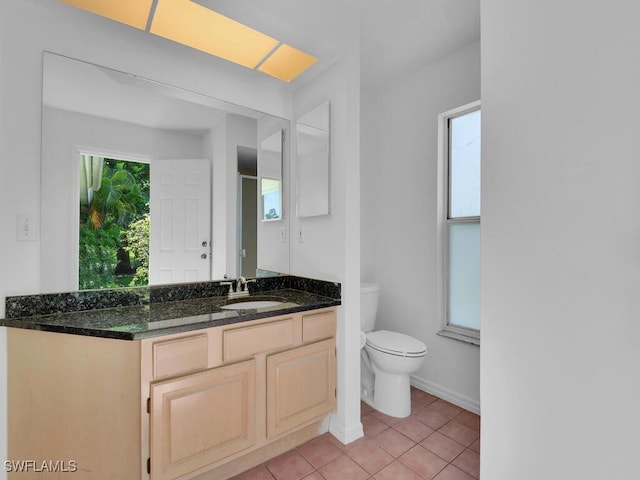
[144,307,337,480]
[7,307,336,480]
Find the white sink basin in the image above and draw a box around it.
[220,300,284,310]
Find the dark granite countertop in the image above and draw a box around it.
[1,276,341,340]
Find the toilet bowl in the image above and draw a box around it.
[360,283,427,418]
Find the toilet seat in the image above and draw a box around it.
[366,330,427,358]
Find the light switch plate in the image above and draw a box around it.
[17,214,37,241]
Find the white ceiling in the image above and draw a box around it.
[360,0,480,87]
[197,0,480,87]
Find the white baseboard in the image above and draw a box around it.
[410,374,480,415]
[329,413,364,445]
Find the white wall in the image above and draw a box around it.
[360,41,481,411]
[359,87,378,283]
[257,115,291,275]
[41,107,203,293]
[481,1,640,478]
[292,46,362,443]
[291,57,354,283]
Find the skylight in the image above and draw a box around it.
[60,0,317,82]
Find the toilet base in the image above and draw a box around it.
[372,371,412,418]
[360,351,375,406]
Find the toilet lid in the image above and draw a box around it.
[366,330,427,357]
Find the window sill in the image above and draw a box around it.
[437,328,480,346]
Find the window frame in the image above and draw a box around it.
[437,100,481,345]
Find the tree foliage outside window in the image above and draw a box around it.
[123,213,150,287]
[79,157,150,290]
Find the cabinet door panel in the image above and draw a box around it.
[267,338,336,438]
[150,359,255,480]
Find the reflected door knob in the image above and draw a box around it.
[201,253,207,259]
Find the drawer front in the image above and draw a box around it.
[223,318,296,362]
[302,310,336,343]
[153,334,208,379]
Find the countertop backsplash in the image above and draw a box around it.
[1,275,341,340]
[4,274,340,319]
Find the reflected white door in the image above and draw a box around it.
[150,159,211,284]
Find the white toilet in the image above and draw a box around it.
[360,283,427,418]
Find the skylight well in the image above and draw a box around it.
[61,0,317,82]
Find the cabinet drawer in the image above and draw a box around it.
[153,334,208,379]
[223,318,296,362]
[302,310,336,343]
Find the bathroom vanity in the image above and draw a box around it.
[3,277,340,480]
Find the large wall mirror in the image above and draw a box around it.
[296,102,330,217]
[40,52,289,293]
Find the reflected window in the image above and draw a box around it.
[261,177,282,220]
[79,154,150,290]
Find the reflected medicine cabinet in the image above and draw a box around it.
[296,102,330,217]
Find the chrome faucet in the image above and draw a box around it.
[221,277,255,298]
[237,277,257,293]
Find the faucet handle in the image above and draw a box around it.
[244,278,256,292]
[220,281,234,294]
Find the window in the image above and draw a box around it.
[438,101,481,345]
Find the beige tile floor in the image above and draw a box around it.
[231,388,480,480]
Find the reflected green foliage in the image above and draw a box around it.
[79,159,150,290]
[123,213,150,286]
[78,223,120,289]
[265,208,278,219]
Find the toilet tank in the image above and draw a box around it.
[360,283,380,332]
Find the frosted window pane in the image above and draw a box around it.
[449,222,480,330]
[450,110,481,218]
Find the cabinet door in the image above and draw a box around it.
[150,359,255,480]
[267,338,336,438]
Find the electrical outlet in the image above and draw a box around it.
[16,214,37,241]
